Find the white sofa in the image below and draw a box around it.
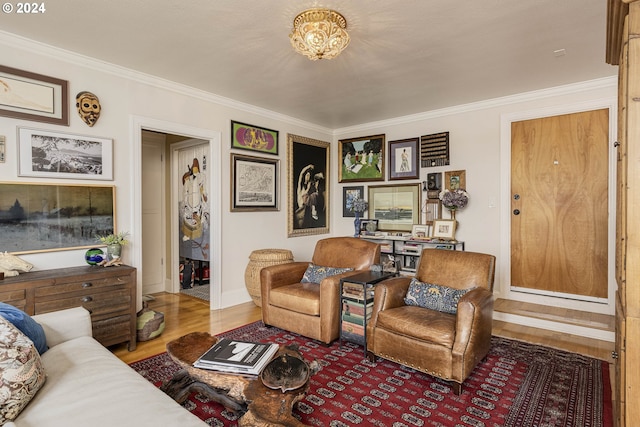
[8,307,205,427]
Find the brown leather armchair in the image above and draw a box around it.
[261,237,380,344]
[366,250,495,395]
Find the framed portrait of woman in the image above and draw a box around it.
[287,134,330,237]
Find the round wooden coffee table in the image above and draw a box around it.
[162,332,312,427]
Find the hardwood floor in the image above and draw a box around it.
[112,291,614,364]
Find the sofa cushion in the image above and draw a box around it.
[270,283,321,316]
[0,316,47,424]
[0,302,48,354]
[300,263,353,284]
[404,278,473,314]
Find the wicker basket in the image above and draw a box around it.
[245,249,294,307]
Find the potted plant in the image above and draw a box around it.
[96,231,129,260]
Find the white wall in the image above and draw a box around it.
[0,32,618,313]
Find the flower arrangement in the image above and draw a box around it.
[96,231,130,246]
[351,198,368,214]
[439,189,469,211]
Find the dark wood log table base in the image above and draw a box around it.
[162,331,312,427]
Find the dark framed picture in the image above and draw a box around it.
[0,65,69,126]
[18,127,113,180]
[230,153,279,212]
[368,183,421,232]
[231,121,279,155]
[389,137,419,180]
[342,185,365,217]
[338,134,385,182]
[287,134,329,237]
[0,182,115,254]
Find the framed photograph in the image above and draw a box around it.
[444,169,466,190]
[368,183,421,232]
[230,153,279,212]
[0,182,115,254]
[389,137,419,180]
[231,121,279,155]
[0,65,69,126]
[18,127,113,180]
[342,185,364,217]
[432,219,457,240]
[360,218,379,234]
[412,224,430,239]
[339,134,385,182]
[288,133,330,237]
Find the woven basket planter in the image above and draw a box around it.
[245,249,294,307]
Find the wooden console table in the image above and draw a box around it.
[0,265,137,351]
[163,332,313,427]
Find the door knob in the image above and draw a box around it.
[513,209,520,215]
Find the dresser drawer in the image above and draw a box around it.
[93,314,133,347]
[35,274,132,298]
[0,289,26,311]
[34,288,132,316]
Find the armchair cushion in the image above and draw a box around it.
[404,278,474,314]
[300,263,353,285]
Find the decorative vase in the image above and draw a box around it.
[449,209,456,221]
[354,212,361,237]
[106,243,122,261]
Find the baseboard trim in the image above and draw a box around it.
[493,312,615,342]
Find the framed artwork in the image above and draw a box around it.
[338,134,385,182]
[287,133,330,237]
[412,224,430,239]
[432,219,457,240]
[360,218,379,234]
[368,183,421,232]
[342,185,365,217]
[444,169,466,190]
[389,137,419,180]
[0,182,115,254]
[230,153,279,212]
[18,127,113,180]
[420,131,450,167]
[231,121,279,155]
[0,65,69,126]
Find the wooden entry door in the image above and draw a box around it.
[510,109,609,298]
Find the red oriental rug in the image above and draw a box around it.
[130,321,612,427]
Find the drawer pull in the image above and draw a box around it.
[82,282,93,288]
[81,296,93,303]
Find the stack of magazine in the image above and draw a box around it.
[193,338,279,376]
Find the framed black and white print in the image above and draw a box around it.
[230,153,279,212]
[18,127,113,180]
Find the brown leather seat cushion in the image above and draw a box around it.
[269,283,321,316]
[376,305,456,348]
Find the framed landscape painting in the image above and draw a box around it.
[18,127,113,180]
[368,183,421,232]
[339,134,385,183]
[0,182,115,254]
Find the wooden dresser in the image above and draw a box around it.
[0,265,137,351]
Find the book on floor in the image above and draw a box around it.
[193,338,279,376]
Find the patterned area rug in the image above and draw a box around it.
[180,284,210,301]
[130,322,612,427]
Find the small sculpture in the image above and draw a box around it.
[0,252,33,277]
[76,91,101,127]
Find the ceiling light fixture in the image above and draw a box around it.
[289,8,350,61]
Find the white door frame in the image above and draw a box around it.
[130,116,222,310]
[499,98,617,316]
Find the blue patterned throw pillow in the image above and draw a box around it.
[300,263,353,285]
[0,302,48,355]
[404,278,474,314]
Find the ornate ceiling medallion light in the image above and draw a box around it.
[289,8,350,60]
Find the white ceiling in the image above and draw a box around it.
[1,0,615,129]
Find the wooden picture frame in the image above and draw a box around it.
[18,127,113,180]
[0,182,115,254]
[0,65,69,125]
[360,218,379,234]
[231,121,279,155]
[368,183,421,232]
[338,134,385,182]
[342,185,365,217]
[432,219,457,240]
[444,170,466,190]
[412,224,430,239]
[288,134,330,237]
[389,137,419,180]
[230,153,279,212]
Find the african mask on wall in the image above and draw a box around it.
[76,91,101,127]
